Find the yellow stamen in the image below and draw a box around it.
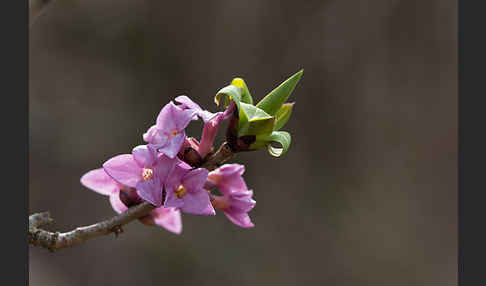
[142,168,153,181]
[171,130,179,136]
[174,185,187,198]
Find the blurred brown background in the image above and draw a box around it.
[29,0,457,285]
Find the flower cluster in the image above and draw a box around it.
[80,71,302,234]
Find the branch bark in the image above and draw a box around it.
[29,142,234,251]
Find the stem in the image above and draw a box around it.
[29,142,234,251]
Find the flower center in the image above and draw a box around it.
[142,168,153,181]
[174,184,187,198]
[171,130,179,136]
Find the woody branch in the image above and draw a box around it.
[28,142,233,251]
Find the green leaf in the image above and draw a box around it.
[273,102,294,131]
[215,85,248,131]
[256,70,303,116]
[231,78,253,105]
[215,85,242,108]
[239,102,271,120]
[249,131,291,157]
[246,117,275,137]
[238,103,274,136]
[266,131,291,157]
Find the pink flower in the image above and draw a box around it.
[102,145,177,207]
[143,102,196,158]
[207,164,256,228]
[80,168,182,234]
[164,161,216,215]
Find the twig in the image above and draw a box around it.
[29,142,234,251]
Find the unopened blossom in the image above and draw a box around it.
[198,103,235,158]
[81,168,182,234]
[102,145,176,207]
[143,101,196,158]
[164,161,215,215]
[207,164,256,228]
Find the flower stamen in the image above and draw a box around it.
[174,185,187,198]
[142,168,153,181]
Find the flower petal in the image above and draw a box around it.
[143,125,157,142]
[229,190,256,213]
[196,110,219,123]
[157,131,186,158]
[163,189,185,209]
[224,210,254,228]
[143,126,169,149]
[136,179,163,207]
[155,102,179,132]
[182,168,209,192]
[175,95,218,123]
[153,155,178,184]
[156,101,195,132]
[164,162,189,192]
[175,95,202,111]
[180,189,215,215]
[151,207,182,234]
[199,113,224,158]
[132,145,158,168]
[103,154,142,188]
[109,192,128,214]
[219,176,248,195]
[80,168,119,196]
[208,164,248,195]
[212,164,245,177]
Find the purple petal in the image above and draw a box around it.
[151,207,182,234]
[109,192,128,214]
[153,155,178,184]
[164,162,189,192]
[223,101,237,119]
[136,179,163,207]
[175,95,218,123]
[208,164,248,195]
[163,189,185,209]
[80,168,119,196]
[155,102,179,131]
[229,190,256,213]
[198,113,224,158]
[224,210,254,228]
[219,176,248,195]
[197,110,219,123]
[180,189,215,215]
[144,128,169,149]
[175,95,202,111]
[182,168,209,192]
[103,154,142,188]
[132,145,158,168]
[174,109,197,131]
[157,131,186,159]
[213,164,245,177]
[156,102,195,132]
